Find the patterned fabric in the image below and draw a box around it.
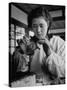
[13,48,29,72]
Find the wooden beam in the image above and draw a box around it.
[11,3,29,14]
[10,18,27,28]
[53,16,65,21]
[49,28,65,34]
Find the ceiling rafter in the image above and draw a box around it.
[11,3,29,14]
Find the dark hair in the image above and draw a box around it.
[28,6,52,32]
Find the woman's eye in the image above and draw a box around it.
[32,25,37,28]
[32,24,44,29]
[40,24,43,28]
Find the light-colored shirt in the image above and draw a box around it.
[30,36,65,80]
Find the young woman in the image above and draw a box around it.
[27,6,65,84]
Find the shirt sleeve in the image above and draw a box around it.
[43,36,65,78]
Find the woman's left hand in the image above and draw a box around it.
[38,38,52,57]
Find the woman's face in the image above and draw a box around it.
[32,17,48,39]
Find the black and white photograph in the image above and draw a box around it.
[9,2,65,87]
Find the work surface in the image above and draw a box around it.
[11,74,51,87]
[11,74,44,87]
[11,73,65,87]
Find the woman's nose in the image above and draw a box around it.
[37,26,41,33]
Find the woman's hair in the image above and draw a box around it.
[28,6,52,32]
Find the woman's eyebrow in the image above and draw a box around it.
[39,23,43,25]
[32,23,43,25]
[32,24,37,25]
[32,24,38,27]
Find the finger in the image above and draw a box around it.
[38,39,45,44]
